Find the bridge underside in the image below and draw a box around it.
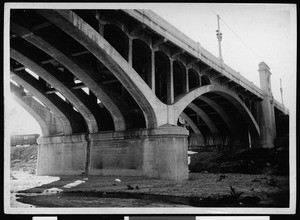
[9,9,289,179]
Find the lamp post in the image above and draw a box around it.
[216,15,223,65]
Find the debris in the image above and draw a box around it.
[251,179,261,183]
[83,178,88,181]
[127,185,134,190]
[43,187,63,194]
[115,179,121,182]
[63,180,85,188]
[135,185,139,190]
[217,175,226,181]
[10,173,17,180]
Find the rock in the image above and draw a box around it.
[115,178,121,182]
[10,174,17,180]
[43,187,63,194]
[135,185,139,190]
[251,179,261,183]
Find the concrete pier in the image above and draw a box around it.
[37,125,189,180]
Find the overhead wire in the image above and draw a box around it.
[210,9,264,62]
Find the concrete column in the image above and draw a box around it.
[122,36,132,97]
[199,75,202,87]
[258,62,276,148]
[149,49,155,92]
[95,11,105,36]
[128,37,133,66]
[248,126,252,148]
[167,59,174,104]
[183,67,189,93]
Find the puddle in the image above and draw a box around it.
[15,191,286,208]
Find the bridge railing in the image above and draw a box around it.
[274,99,289,115]
[124,9,265,99]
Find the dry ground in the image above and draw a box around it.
[9,170,289,208]
[8,145,289,208]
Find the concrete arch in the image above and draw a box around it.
[188,68,200,90]
[245,98,251,111]
[238,94,245,102]
[36,9,168,128]
[197,96,240,141]
[10,83,64,136]
[10,48,99,134]
[173,84,260,137]
[180,113,200,135]
[250,101,258,120]
[180,112,205,147]
[201,75,210,86]
[10,71,73,135]
[10,21,126,131]
[187,103,220,136]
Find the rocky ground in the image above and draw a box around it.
[8,145,290,208]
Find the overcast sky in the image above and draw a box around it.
[150,3,296,111]
[7,3,296,135]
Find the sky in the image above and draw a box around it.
[150,3,296,111]
[7,3,296,135]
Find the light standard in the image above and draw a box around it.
[216,15,223,65]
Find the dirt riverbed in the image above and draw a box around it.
[9,145,289,208]
[10,170,289,208]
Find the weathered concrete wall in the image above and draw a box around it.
[37,125,189,180]
[89,134,145,176]
[89,125,189,180]
[37,134,87,175]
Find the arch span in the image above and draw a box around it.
[11,83,64,136]
[11,48,100,133]
[173,84,260,138]
[187,103,220,136]
[180,112,205,147]
[10,21,126,131]
[36,9,168,128]
[197,96,240,142]
[11,71,73,135]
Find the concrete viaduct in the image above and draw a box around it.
[9,9,289,179]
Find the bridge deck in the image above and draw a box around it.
[123,9,288,115]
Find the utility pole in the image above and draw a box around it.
[216,15,223,65]
[280,78,284,105]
